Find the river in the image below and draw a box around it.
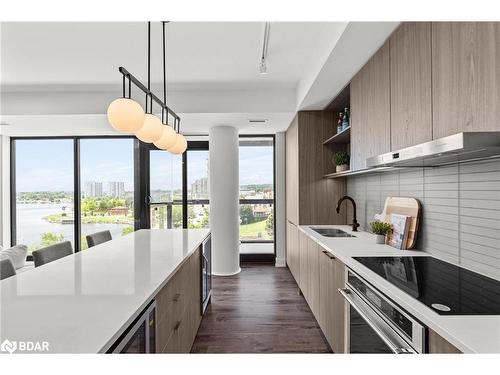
[16,203,130,248]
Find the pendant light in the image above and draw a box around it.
[135,22,163,143]
[154,21,178,150]
[108,21,183,152]
[107,75,145,133]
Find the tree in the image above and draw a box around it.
[265,212,274,236]
[38,232,64,248]
[122,226,134,236]
[239,205,254,224]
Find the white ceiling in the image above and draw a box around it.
[1,22,334,87]
[0,22,398,135]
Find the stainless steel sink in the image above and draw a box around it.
[310,227,356,238]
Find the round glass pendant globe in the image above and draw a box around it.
[153,125,177,150]
[135,114,163,143]
[107,98,145,133]
[168,134,187,154]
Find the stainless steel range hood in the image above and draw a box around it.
[366,132,500,168]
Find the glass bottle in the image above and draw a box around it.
[342,107,349,130]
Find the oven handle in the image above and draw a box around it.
[339,288,414,354]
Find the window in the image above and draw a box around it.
[239,136,275,249]
[13,139,75,254]
[187,150,210,229]
[149,150,183,229]
[80,139,135,249]
[11,137,136,254]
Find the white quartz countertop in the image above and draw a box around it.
[0,229,210,353]
[298,225,500,354]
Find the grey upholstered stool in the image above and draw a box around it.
[32,241,73,267]
[0,258,17,280]
[86,230,112,248]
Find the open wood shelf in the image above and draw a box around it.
[323,126,350,145]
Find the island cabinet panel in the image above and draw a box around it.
[390,22,432,150]
[285,111,347,226]
[350,40,391,171]
[318,249,346,353]
[432,22,500,138]
[156,247,202,353]
[286,220,300,284]
[428,329,462,354]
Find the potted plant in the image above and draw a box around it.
[333,151,350,173]
[369,221,392,244]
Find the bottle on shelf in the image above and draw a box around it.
[342,107,349,130]
[337,112,343,133]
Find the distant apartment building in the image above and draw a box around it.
[108,181,125,198]
[84,181,103,198]
[191,177,209,199]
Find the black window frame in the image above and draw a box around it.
[10,135,139,256]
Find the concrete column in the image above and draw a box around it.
[209,126,240,276]
[275,132,286,267]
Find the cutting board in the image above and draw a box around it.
[375,197,421,249]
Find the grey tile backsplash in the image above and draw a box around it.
[346,158,500,280]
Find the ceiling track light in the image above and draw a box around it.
[259,22,270,75]
[107,21,186,154]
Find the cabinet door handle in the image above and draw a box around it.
[172,293,181,302]
[173,320,181,331]
[322,250,335,259]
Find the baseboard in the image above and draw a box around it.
[275,257,286,267]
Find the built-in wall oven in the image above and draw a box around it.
[201,235,212,313]
[109,300,156,353]
[339,270,426,354]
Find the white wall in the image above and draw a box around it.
[0,135,11,247]
[275,132,286,267]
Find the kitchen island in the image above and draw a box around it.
[0,229,210,353]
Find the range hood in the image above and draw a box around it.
[366,132,500,168]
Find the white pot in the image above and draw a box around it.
[336,164,349,173]
[375,234,386,244]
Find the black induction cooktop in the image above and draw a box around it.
[353,256,500,315]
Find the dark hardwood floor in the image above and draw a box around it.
[191,263,331,353]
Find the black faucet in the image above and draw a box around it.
[336,195,360,232]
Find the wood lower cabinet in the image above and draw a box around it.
[428,329,462,354]
[318,249,346,353]
[286,221,300,285]
[156,247,202,353]
[297,231,346,353]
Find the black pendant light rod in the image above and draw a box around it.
[118,20,181,122]
[118,67,180,121]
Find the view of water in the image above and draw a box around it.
[16,203,130,248]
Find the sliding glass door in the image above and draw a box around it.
[139,141,209,230]
[12,139,75,254]
[11,137,137,254]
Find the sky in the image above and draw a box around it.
[15,139,274,192]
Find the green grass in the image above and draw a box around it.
[240,219,272,240]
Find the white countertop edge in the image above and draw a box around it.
[297,224,500,354]
[97,230,211,353]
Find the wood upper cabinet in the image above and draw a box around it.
[285,111,347,225]
[350,40,391,170]
[432,22,500,138]
[390,22,432,150]
[318,250,346,354]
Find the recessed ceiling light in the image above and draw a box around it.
[0,122,12,126]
